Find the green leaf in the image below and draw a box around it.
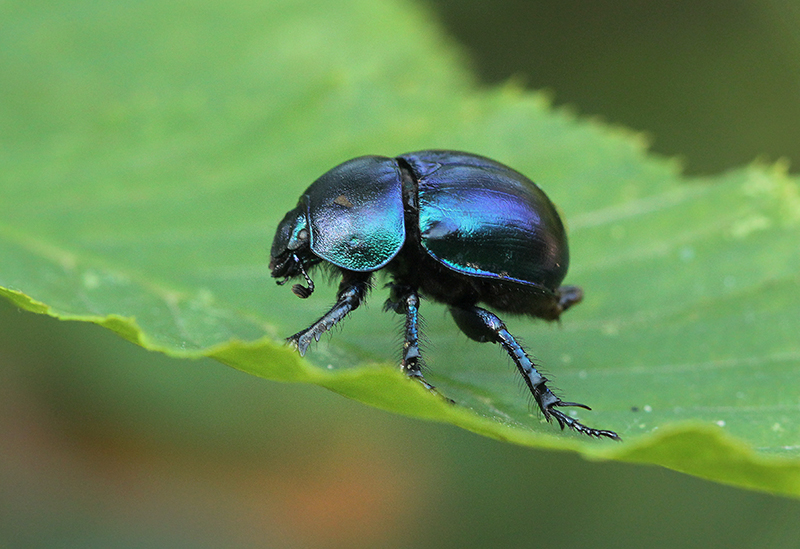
[2,0,799,496]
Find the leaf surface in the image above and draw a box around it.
[2,0,799,496]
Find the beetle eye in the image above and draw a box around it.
[297,228,309,242]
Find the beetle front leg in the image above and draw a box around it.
[289,270,371,355]
[450,305,619,440]
[384,283,443,396]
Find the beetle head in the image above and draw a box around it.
[270,204,317,298]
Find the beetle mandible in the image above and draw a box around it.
[269,150,619,440]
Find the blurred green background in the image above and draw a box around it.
[2,0,800,547]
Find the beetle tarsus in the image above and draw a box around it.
[450,304,619,440]
[285,271,371,356]
[547,406,621,440]
[384,283,453,402]
[405,368,454,403]
[287,330,314,356]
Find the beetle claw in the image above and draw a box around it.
[287,331,311,356]
[557,400,592,411]
[546,404,621,441]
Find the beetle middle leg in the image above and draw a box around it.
[288,270,371,355]
[384,283,443,396]
[450,305,620,440]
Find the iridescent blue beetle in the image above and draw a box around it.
[270,150,618,439]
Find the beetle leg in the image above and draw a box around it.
[289,254,315,298]
[556,285,583,314]
[288,270,371,356]
[384,284,445,398]
[450,305,620,440]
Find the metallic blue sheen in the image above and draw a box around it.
[272,207,307,252]
[304,156,405,271]
[400,151,568,291]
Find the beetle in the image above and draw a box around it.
[269,150,619,440]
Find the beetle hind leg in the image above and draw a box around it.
[556,285,583,315]
[384,283,448,399]
[449,305,620,440]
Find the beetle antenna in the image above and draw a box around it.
[291,254,315,298]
